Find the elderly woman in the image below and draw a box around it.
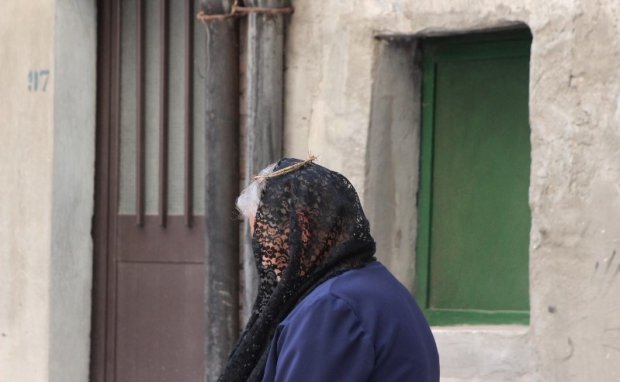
[218,158,439,382]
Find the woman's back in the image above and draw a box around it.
[262,261,440,381]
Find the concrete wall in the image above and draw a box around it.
[49,1,97,381]
[0,1,97,381]
[283,1,620,381]
[0,2,55,381]
[364,39,420,290]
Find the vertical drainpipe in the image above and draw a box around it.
[202,0,240,380]
[240,0,290,325]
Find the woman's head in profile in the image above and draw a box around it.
[237,157,375,293]
[223,158,376,380]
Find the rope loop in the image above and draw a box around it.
[196,1,294,23]
[253,155,318,182]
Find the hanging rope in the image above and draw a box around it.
[196,0,294,23]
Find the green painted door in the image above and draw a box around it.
[416,32,532,325]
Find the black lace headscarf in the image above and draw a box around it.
[218,158,376,382]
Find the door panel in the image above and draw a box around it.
[93,1,207,380]
[117,216,205,262]
[116,263,204,382]
[430,53,531,311]
[416,33,532,325]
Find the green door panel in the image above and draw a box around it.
[416,31,532,325]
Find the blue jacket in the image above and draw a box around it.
[262,261,440,381]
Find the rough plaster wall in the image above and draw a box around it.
[284,1,378,191]
[434,326,532,382]
[364,40,420,291]
[528,1,620,380]
[49,0,97,381]
[0,2,55,382]
[284,0,620,381]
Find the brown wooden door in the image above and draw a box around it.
[92,1,208,381]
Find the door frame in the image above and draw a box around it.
[91,0,121,380]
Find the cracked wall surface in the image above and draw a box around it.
[284,1,620,380]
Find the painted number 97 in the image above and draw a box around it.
[28,69,50,92]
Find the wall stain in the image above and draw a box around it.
[562,337,574,361]
[591,249,619,297]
